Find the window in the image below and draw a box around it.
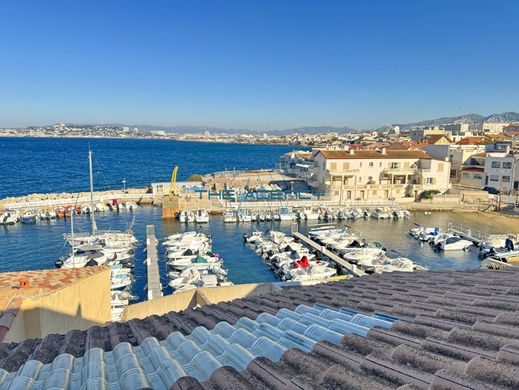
[342,162,349,170]
[490,175,499,182]
[462,172,469,178]
[503,162,512,169]
[379,162,382,167]
[426,178,433,185]
[372,190,377,195]
[359,162,363,167]
[491,161,501,169]
[390,162,399,169]
[437,163,444,172]
[502,175,511,183]
[474,174,483,180]
[330,162,337,171]
[369,162,374,167]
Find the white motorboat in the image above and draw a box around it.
[278,207,293,221]
[178,210,188,223]
[169,268,201,289]
[195,209,209,223]
[303,208,320,220]
[223,209,237,223]
[238,210,252,222]
[0,211,20,225]
[440,236,473,251]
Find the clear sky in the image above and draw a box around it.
[0,0,518,130]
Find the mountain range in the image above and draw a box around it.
[42,111,519,135]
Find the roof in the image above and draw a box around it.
[424,134,451,144]
[456,136,491,145]
[316,149,432,160]
[1,268,519,389]
[461,166,485,172]
[0,267,108,342]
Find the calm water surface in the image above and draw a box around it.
[0,208,497,302]
[0,137,500,302]
[0,137,307,198]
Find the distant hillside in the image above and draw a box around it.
[483,112,519,123]
[397,114,485,130]
[397,111,519,130]
[266,126,356,135]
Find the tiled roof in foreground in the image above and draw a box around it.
[1,268,519,389]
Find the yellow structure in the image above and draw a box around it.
[163,165,182,218]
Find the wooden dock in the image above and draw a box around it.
[146,225,163,300]
[291,224,366,277]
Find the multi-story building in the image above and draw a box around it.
[307,148,450,201]
[410,126,452,142]
[280,150,314,178]
[483,122,513,134]
[483,152,519,193]
[424,142,487,180]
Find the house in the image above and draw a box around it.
[308,148,450,201]
[423,134,451,145]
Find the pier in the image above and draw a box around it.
[291,223,366,277]
[146,225,163,300]
[447,222,518,246]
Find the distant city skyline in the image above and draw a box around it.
[0,0,518,129]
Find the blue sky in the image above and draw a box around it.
[0,0,518,130]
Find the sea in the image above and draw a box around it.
[0,137,498,302]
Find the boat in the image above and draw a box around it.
[178,210,188,223]
[195,209,209,223]
[223,209,237,223]
[278,207,293,221]
[440,236,473,251]
[0,211,20,225]
[21,210,37,224]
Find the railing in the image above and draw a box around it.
[223,199,397,209]
[3,193,154,210]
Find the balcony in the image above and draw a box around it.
[384,166,417,175]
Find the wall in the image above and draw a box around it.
[123,283,281,321]
[5,269,111,342]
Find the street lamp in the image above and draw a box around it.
[122,178,127,192]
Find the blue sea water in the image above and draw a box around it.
[0,137,305,199]
[0,137,494,303]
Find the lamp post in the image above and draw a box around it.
[122,178,127,192]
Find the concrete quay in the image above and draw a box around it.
[0,188,154,211]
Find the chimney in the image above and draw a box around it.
[381,147,387,155]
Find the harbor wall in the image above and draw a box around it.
[0,188,153,211]
[5,269,111,342]
[123,283,281,321]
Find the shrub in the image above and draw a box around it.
[419,190,440,200]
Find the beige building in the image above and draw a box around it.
[308,149,450,201]
[483,122,513,134]
[410,126,452,142]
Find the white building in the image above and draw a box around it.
[483,152,519,193]
[424,143,487,179]
[483,122,511,134]
[308,148,450,201]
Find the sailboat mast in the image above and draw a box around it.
[88,150,97,235]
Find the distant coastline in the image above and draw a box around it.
[0,134,303,147]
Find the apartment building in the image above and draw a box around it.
[483,122,513,134]
[308,148,450,201]
[483,152,519,193]
[424,142,487,179]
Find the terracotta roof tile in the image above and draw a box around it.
[0,267,108,342]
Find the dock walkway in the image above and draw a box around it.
[146,225,163,300]
[291,225,365,277]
